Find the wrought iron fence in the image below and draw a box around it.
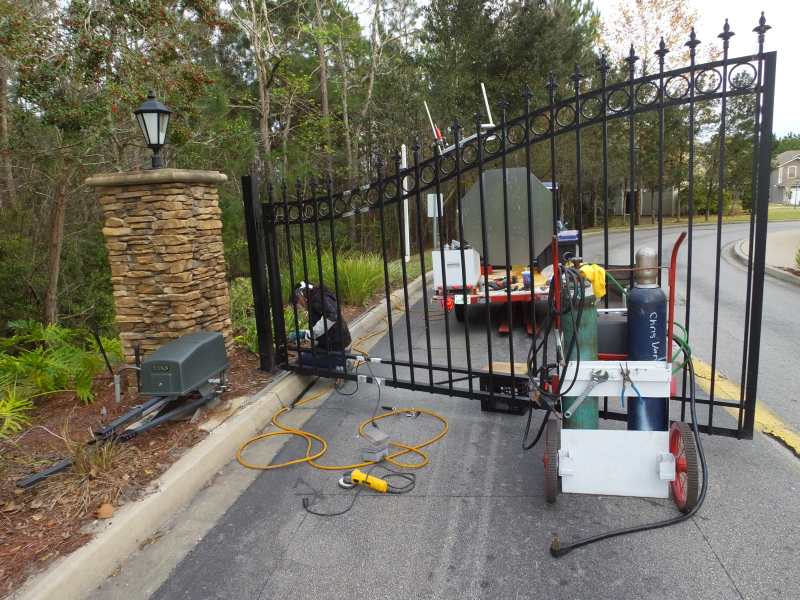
[244,15,776,439]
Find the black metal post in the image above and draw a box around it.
[452,121,473,394]
[295,180,316,366]
[599,54,610,307]
[681,28,700,422]
[708,20,734,430]
[393,152,416,385]
[743,50,776,440]
[656,38,668,286]
[739,12,770,435]
[376,156,399,381]
[264,184,287,366]
[571,66,584,257]
[474,113,494,402]
[626,45,639,289]
[433,148,454,393]
[499,99,516,401]
[411,142,435,386]
[242,174,274,371]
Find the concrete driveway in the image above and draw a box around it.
[90,223,800,600]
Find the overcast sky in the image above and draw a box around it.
[595,0,799,136]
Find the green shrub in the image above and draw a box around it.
[0,321,122,437]
[335,254,385,305]
[0,380,35,437]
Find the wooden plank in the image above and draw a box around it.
[485,361,528,374]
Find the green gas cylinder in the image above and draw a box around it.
[560,281,599,429]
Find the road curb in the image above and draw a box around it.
[731,238,800,287]
[12,370,310,600]
[580,218,800,240]
[13,275,430,600]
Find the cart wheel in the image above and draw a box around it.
[669,422,699,513]
[454,304,465,322]
[543,417,561,504]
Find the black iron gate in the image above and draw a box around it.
[244,17,776,439]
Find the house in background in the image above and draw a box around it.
[770,150,800,205]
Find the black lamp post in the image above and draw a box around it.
[134,90,172,169]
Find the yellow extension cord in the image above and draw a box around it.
[237,299,449,472]
[235,392,448,472]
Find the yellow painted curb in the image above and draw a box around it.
[692,358,800,454]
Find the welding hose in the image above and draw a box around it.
[549,354,708,557]
[523,264,585,451]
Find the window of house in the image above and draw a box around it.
[789,165,798,179]
[778,167,782,183]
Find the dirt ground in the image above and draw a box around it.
[0,346,271,598]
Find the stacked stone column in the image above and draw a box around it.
[86,169,233,363]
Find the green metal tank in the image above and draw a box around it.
[561,282,598,429]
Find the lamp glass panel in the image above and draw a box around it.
[141,112,159,147]
[157,112,170,145]
[135,113,150,145]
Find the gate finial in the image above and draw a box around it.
[497,98,510,123]
[624,44,639,68]
[570,63,584,85]
[655,37,669,63]
[718,19,734,45]
[753,12,770,51]
[685,27,700,51]
[597,53,610,78]
[521,85,533,101]
[545,72,557,95]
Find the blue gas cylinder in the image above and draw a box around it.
[627,247,668,431]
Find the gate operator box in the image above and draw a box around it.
[140,331,228,397]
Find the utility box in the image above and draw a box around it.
[140,331,228,397]
[432,247,482,291]
[460,168,554,267]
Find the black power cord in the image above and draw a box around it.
[302,465,416,517]
[549,355,708,557]
[523,263,586,450]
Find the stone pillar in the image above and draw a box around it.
[86,169,233,363]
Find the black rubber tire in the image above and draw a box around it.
[544,417,561,504]
[454,304,466,322]
[670,421,699,513]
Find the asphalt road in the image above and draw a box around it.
[581,220,800,431]
[90,222,800,600]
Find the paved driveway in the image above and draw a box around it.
[90,223,800,600]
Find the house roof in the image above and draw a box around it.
[775,150,800,168]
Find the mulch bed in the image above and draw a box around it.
[0,346,271,598]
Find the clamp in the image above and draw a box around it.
[619,362,642,408]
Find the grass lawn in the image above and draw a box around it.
[581,204,800,234]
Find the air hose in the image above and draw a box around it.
[549,354,708,557]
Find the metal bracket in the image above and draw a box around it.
[658,452,676,481]
[557,449,575,477]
